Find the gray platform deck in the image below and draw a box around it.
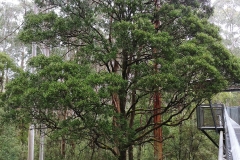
[229,118,240,145]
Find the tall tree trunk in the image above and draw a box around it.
[178,104,183,160]
[27,125,35,160]
[153,1,163,160]
[27,39,37,160]
[61,110,67,158]
[39,124,46,160]
[118,150,127,160]
[137,145,142,160]
[21,51,25,69]
[153,91,163,160]
[112,92,121,155]
[61,137,66,157]
[178,121,182,159]
[0,70,4,93]
[128,145,133,160]
[128,89,136,160]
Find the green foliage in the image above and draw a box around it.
[18,12,58,45]
[212,92,240,106]
[0,109,26,160]
[163,119,218,160]
[0,52,22,93]
[2,55,126,151]
[0,125,22,160]
[0,52,20,72]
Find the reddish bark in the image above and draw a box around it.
[153,91,163,160]
[153,1,163,159]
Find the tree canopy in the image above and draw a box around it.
[0,52,21,93]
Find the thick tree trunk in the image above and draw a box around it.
[137,145,142,160]
[27,37,37,160]
[39,124,45,160]
[112,92,121,155]
[153,91,163,160]
[153,1,163,160]
[27,125,34,160]
[61,137,66,157]
[118,150,127,160]
[128,145,133,160]
[61,110,67,158]
[128,88,136,160]
[178,105,183,160]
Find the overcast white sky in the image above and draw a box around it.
[0,0,20,4]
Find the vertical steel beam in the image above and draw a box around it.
[218,131,224,160]
[209,100,218,132]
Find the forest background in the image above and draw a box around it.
[0,0,240,160]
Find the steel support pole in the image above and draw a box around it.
[209,100,218,132]
[201,130,219,148]
[218,131,224,160]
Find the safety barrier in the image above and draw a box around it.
[224,108,240,160]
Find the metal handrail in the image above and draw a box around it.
[224,109,240,160]
[218,114,224,160]
[218,131,224,160]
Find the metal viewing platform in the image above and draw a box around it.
[197,104,240,160]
